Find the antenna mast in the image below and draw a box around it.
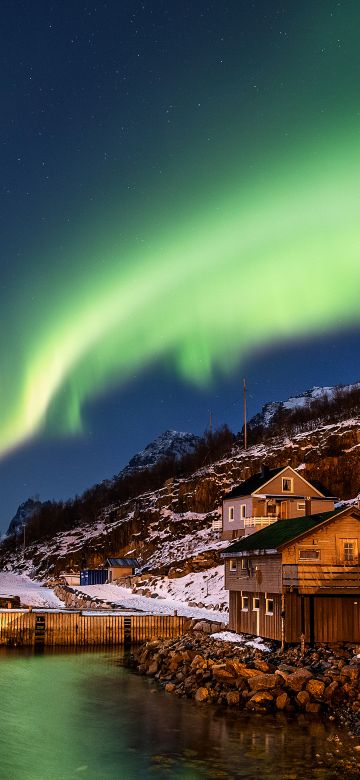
[243,378,247,450]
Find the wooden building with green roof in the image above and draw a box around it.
[222,506,360,644]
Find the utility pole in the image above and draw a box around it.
[243,378,247,450]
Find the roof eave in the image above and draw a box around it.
[222,548,278,557]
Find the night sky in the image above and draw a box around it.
[0,1,359,529]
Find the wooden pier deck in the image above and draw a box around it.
[0,610,191,647]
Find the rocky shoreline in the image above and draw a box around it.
[126,622,360,774]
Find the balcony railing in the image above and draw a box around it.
[212,518,223,531]
[244,516,278,528]
[283,563,360,592]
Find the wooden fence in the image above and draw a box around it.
[0,610,190,647]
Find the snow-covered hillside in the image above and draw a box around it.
[0,572,63,608]
[249,380,360,428]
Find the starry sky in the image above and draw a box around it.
[0,1,359,528]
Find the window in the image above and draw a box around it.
[240,504,246,520]
[343,539,358,563]
[229,559,237,573]
[299,549,320,560]
[228,506,234,522]
[241,558,248,570]
[282,477,294,493]
[241,595,249,611]
[265,596,274,615]
[297,502,306,511]
[253,597,260,611]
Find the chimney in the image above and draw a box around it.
[260,464,269,479]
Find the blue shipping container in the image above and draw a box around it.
[80,569,108,586]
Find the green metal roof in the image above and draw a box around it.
[223,508,346,555]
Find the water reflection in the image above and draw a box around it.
[0,648,354,780]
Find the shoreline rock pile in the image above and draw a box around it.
[128,624,360,737]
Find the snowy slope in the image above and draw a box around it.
[72,579,226,621]
[249,381,360,428]
[0,572,63,608]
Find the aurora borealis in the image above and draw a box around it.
[0,1,359,522]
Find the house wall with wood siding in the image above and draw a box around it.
[229,591,282,640]
[108,565,134,580]
[310,498,334,513]
[225,554,282,594]
[253,467,327,499]
[282,512,360,567]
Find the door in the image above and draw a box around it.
[280,502,288,520]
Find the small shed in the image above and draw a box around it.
[106,558,139,582]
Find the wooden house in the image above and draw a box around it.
[223,506,360,644]
[106,558,139,582]
[219,464,335,539]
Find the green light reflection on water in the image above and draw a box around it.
[0,649,353,780]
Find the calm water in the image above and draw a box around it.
[0,648,357,780]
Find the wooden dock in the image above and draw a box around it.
[0,610,191,647]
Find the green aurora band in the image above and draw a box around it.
[1,131,359,457]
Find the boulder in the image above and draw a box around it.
[323,681,339,701]
[306,679,325,700]
[276,692,289,710]
[191,654,206,670]
[147,660,159,675]
[212,665,237,684]
[248,674,279,692]
[246,691,274,710]
[226,691,241,706]
[296,690,310,707]
[253,660,271,673]
[285,669,312,692]
[195,687,209,703]
[165,683,176,693]
[192,621,211,634]
[305,702,321,714]
[340,665,359,683]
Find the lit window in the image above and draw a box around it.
[282,477,294,492]
[299,549,320,560]
[228,506,234,521]
[241,595,249,611]
[253,597,260,611]
[240,504,246,519]
[241,558,248,570]
[229,559,237,573]
[265,597,274,615]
